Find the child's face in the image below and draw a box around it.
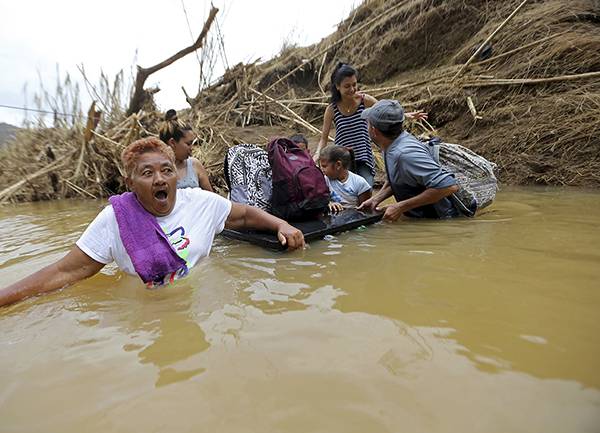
[320,159,341,179]
[294,140,307,151]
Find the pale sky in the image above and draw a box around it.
[0,0,359,125]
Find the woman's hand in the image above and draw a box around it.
[226,203,305,250]
[406,110,428,121]
[313,150,321,163]
[276,222,305,250]
[328,202,344,213]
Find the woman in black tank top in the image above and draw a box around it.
[314,63,428,185]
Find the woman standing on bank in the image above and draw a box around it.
[314,63,426,186]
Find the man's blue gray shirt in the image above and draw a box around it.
[384,131,459,218]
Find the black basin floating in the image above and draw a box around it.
[221,208,383,250]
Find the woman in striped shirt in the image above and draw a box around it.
[314,63,426,186]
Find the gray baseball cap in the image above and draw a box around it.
[361,99,405,129]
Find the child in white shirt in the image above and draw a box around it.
[319,145,372,212]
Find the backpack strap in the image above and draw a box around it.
[426,137,476,217]
[223,152,231,190]
[425,137,441,163]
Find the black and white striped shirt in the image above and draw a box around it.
[333,98,375,175]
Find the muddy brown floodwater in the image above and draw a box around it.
[1,187,599,433]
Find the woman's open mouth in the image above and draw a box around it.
[153,189,169,202]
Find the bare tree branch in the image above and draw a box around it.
[127,6,219,115]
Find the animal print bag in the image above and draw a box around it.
[224,144,272,212]
[426,138,498,216]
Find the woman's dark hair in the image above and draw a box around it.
[158,109,193,144]
[330,62,358,104]
[319,145,356,172]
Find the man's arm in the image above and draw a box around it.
[0,246,105,307]
[357,189,372,206]
[379,184,459,222]
[225,203,305,250]
[357,180,393,212]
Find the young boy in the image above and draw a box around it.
[289,134,310,155]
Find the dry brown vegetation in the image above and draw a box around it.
[1,0,599,203]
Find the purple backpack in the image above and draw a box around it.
[267,137,330,221]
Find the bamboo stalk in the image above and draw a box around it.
[91,130,122,148]
[368,73,456,97]
[261,73,451,104]
[245,95,255,126]
[63,179,97,199]
[250,87,334,140]
[473,31,568,66]
[462,71,600,87]
[268,111,315,133]
[73,141,87,179]
[136,119,158,137]
[317,52,328,96]
[467,96,483,120]
[280,95,330,101]
[452,0,530,81]
[244,99,328,107]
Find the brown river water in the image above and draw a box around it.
[0,187,599,433]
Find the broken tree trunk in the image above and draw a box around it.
[127,6,219,115]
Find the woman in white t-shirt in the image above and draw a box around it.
[319,145,372,213]
[0,137,304,307]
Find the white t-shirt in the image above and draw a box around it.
[76,189,232,284]
[325,171,371,207]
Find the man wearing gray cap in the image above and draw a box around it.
[358,99,460,221]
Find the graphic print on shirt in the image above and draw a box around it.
[167,226,191,262]
[330,189,343,203]
[165,225,190,279]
